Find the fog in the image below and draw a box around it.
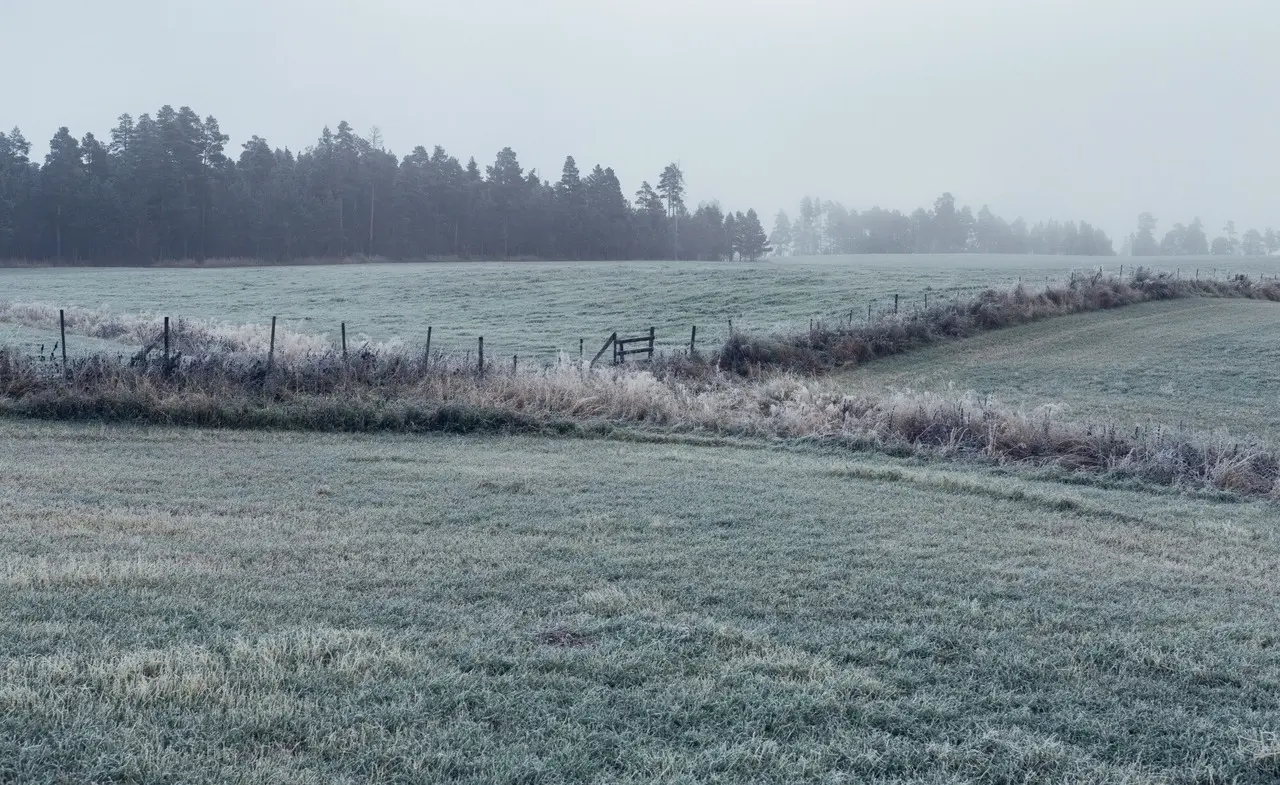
[4,0,1277,242]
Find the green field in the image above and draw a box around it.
[842,298,1280,441]
[4,260,1280,782]
[2,421,1278,784]
[5,255,1278,361]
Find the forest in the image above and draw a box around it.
[1,104,1133,265]
[1125,213,1280,257]
[0,107,767,264]
[769,195,1116,257]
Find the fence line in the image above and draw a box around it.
[12,263,1276,369]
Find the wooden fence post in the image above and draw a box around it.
[478,336,484,376]
[867,302,872,321]
[690,325,696,354]
[648,326,655,360]
[513,354,518,374]
[163,316,170,370]
[579,338,584,362]
[341,322,347,358]
[924,293,929,309]
[59,309,67,374]
[268,316,277,372]
[894,294,899,314]
[590,332,616,367]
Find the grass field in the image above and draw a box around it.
[5,254,1279,361]
[2,421,1278,783]
[843,298,1280,441]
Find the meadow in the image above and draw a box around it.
[1,421,1278,784]
[3,258,1280,783]
[5,254,1278,361]
[846,297,1280,441]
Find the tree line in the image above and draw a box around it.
[768,193,1116,256]
[0,106,771,265]
[1125,214,1280,257]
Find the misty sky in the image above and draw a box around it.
[4,0,1277,245]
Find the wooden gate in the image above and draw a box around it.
[590,327,655,366]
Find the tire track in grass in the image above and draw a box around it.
[827,464,1147,524]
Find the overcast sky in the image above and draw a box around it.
[4,0,1277,244]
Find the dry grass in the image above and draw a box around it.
[3,271,1279,498]
[2,341,1278,498]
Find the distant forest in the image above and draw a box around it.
[0,104,1217,265]
[769,195,1116,256]
[1124,214,1280,257]
[0,107,771,264]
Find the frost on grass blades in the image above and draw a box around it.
[6,255,1280,362]
[2,345,1278,497]
[3,271,1280,497]
[0,300,404,360]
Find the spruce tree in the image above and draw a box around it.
[738,208,771,261]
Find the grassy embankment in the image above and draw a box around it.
[2,273,1279,497]
[846,297,1280,439]
[1,421,1277,783]
[717,271,1280,374]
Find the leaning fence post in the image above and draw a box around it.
[590,332,616,367]
[59,309,67,375]
[268,316,277,372]
[478,336,484,376]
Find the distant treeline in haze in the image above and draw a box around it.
[6,104,1247,266]
[769,194,1117,257]
[1123,213,1280,257]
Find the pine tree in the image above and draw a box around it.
[723,212,738,261]
[738,209,771,261]
[769,210,792,256]
[656,163,684,217]
[553,155,584,258]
